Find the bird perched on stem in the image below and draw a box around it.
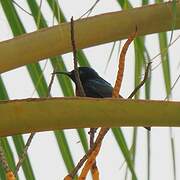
[54,67,150,130]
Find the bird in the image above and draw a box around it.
[54,67,150,131]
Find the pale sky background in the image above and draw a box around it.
[0,0,180,180]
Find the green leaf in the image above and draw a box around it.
[112,128,137,180]
[0,78,17,177]
[158,32,171,94]
[0,1,35,179]
[54,131,75,172]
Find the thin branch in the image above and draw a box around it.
[89,128,98,149]
[14,132,35,176]
[64,128,109,179]
[128,62,151,131]
[89,128,98,175]
[12,0,32,16]
[164,71,180,100]
[47,68,56,97]
[70,17,86,97]
[128,62,151,99]
[151,34,180,71]
[79,0,100,19]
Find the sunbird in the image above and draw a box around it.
[54,67,150,130]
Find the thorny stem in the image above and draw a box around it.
[112,27,137,98]
[66,128,109,179]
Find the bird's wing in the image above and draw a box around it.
[84,78,113,98]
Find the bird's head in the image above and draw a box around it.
[54,67,99,84]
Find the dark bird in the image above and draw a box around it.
[54,67,150,130]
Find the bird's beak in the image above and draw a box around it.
[53,71,71,77]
